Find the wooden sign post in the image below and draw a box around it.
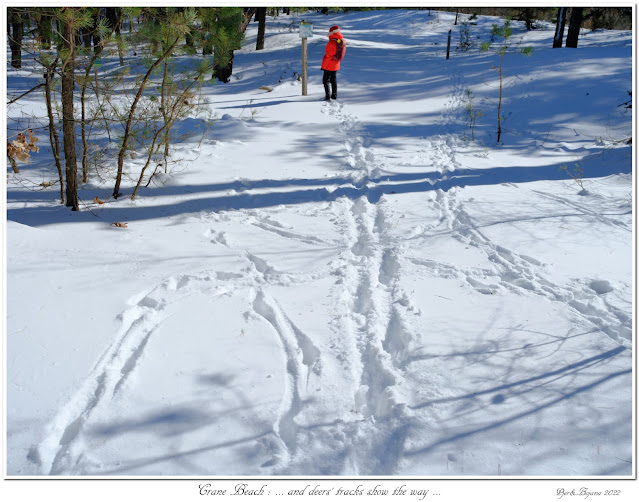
[299,21,313,96]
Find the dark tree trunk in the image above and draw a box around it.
[553,7,568,48]
[523,8,534,30]
[214,52,234,83]
[61,20,79,211]
[588,7,605,31]
[566,8,583,48]
[256,8,266,50]
[81,26,92,49]
[105,7,121,34]
[91,10,101,54]
[8,8,23,69]
[185,31,195,49]
[105,7,124,65]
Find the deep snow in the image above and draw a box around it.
[3,7,634,488]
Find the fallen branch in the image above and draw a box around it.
[7,83,46,105]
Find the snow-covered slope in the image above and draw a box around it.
[5,9,633,478]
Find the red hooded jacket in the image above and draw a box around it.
[321,32,346,72]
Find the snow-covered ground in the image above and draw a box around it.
[4,8,634,488]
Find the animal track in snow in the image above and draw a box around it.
[323,101,382,182]
[341,197,417,418]
[321,105,423,422]
[250,217,327,245]
[419,188,632,345]
[204,228,229,246]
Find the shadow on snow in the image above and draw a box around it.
[7,145,632,227]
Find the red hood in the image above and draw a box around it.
[329,32,344,41]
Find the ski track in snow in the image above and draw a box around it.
[33,271,252,475]
[247,251,324,469]
[32,240,335,474]
[251,290,307,466]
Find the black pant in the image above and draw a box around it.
[323,70,337,98]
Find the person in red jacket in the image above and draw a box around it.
[321,25,346,101]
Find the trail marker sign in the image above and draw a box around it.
[299,21,313,39]
[300,21,313,96]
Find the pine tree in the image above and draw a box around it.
[33,8,53,49]
[208,8,257,82]
[481,21,533,143]
[112,8,196,198]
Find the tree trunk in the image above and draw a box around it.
[588,8,605,31]
[8,8,23,69]
[214,52,234,83]
[240,8,258,35]
[74,30,83,49]
[553,7,567,48]
[62,19,79,211]
[523,8,534,30]
[106,7,124,65]
[44,57,65,204]
[81,25,92,49]
[496,50,505,143]
[91,10,101,54]
[256,8,266,50]
[566,8,583,48]
[8,156,19,174]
